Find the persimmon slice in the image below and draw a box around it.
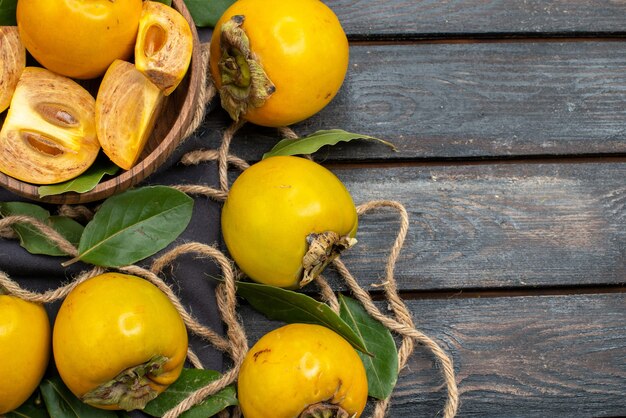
[134,1,193,96]
[0,27,26,113]
[0,67,99,184]
[95,60,164,170]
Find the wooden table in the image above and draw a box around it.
[0,1,623,417]
[200,1,626,416]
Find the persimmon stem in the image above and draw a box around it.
[299,402,352,418]
[81,355,167,411]
[61,256,80,267]
[300,231,357,287]
[216,15,275,122]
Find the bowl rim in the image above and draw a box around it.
[0,0,203,205]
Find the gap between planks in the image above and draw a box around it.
[349,34,626,44]
[367,283,626,301]
[323,154,626,171]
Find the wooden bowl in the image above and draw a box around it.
[0,0,203,204]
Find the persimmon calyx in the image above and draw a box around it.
[301,231,357,287]
[299,402,354,418]
[81,355,167,411]
[217,15,275,122]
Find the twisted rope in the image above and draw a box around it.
[0,41,459,418]
[183,42,216,140]
[338,200,458,418]
[208,121,459,418]
[0,217,247,417]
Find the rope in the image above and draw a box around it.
[0,231,247,416]
[58,204,95,223]
[182,43,216,140]
[0,215,78,257]
[0,196,459,418]
[0,40,459,418]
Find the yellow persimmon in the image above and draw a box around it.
[17,0,142,79]
[209,0,349,127]
[52,273,188,411]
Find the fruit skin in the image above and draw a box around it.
[0,26,26,113]
[209,0,349,127]
[135,0,193,96]
[96,60,164,170]
[0,67,100,184]
[0,295,50,415]
[17,0,142,79]
[238,323,368,418]
[221,156,358,288]
[52,272,188,411]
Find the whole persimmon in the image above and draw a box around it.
[17,0,143,79]
[0,296,50,415]
[209,0,349,127]
[53,273,188,410]
[221,156,358,288]
[238,324,368,418]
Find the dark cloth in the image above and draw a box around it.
[0,127,226,403]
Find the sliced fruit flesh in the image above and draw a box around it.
[0,67,99,184]
[134,1,193,96]
[0,27,26,113]
[96,60,164,170]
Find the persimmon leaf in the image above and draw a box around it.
[38,160,119,197]
[40,377,117,418]
[0,0,17,25]
[184,0,235,27]
[72,186,193,267]
[339,294,399,399]
[235,280,371,354]
[144,369,237,418]
[0,202,83,256]
[263,129,396,159]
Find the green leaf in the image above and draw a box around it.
[339,294,399,400]
[0,0,17,25]
[0,201,50,222]
[184,0,235,27]
[0,202,84,256]
[262,129,397,159]
[144,369,237,418]
[6,390,50,418]
[47,216,84,248]
[153,0,172,5]
[235,281,370,354]
[73,186,193,267]
[40,377,118,418]
[38,160,119,197]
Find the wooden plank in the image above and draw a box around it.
[204,41,626,161]
[301,162,625,290]
[328,0,626,38]
[239,293,626,417]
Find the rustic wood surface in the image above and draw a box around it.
[208,1,626,416]
[329,0,626,38]
[1,0,624,417]
[205,41,626,161]
[322,161,626,290]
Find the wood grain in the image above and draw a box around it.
[206,42,626,161]
[328,0,626,39]
[239,293,626,417]
[204,41,626,162]
[289,162,626,290]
